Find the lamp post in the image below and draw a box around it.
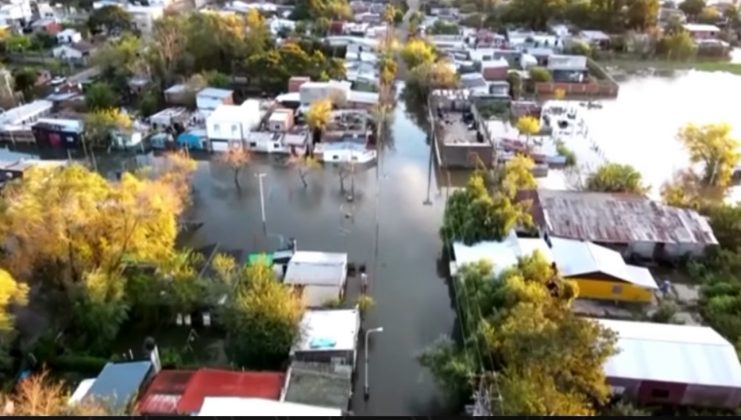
[256,172,267,225]
[364,326,384,400]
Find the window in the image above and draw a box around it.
[249,142,257,147]
[650,389,669,399]
[213,123,220,132]
[273,142,279,148]
[332,155,339,160]
[611,284,623,295]
[231,124,238,133]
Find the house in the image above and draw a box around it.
[0,0,33,29]
[52,42,94,65]
[164,84,190,106]
[56,28,81,44]
[243,131,284,154]
[518,189,718,260]
[197,87,234,115]
[547,54,588,83]
[290,308,360,368]
[283,251,348,308]
[206,100,262,152]
[173,368,285,415]
[127,5,164,36]
[451,230,659,303]
[281,361,353,412]
[0,100,53,126]
[30,18,60,34]
[683,23,721,40]
[597,319,741,409]
[71,361,155,412]
[480,58,509,81]
[288,76,310,93]
[266,108,294,132]
[176,129,208,151]
[31,117,83,149]
[197,397,342,416]
[149,107,190,131]
[578,30,611,49]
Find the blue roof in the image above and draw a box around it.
[84,361,153,411]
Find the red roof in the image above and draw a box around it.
[176,368,286,414]
[136,370,195,415]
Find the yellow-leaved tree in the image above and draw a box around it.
[1,370,113,415]
[400,38,435,70]
[516,115,540,150]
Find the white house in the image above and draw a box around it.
[206,100,262,152]
[683,23,721,40]
[56,28,81,44]
[52,42,94,64]
[283,251,348,308]
[197,398,342,416]
[127,5,164,36]
[290,308,360,368]
[0,100,53,126]
[266,108,294,132]
[197,87,234,115]
[0,0,33,27]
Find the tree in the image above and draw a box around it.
[289,155,321,189]
[400,39,435,70]
[84,108,132,147]
[87,5,132,34]
[500,154,537,198]
[585,163,648,194]
[13,68,37,97]
[406,61,458,100]
[218,145,251,189]
[678,123,740,188]
[503,0,567,30]
[85,82,118,111]
[657,31,697,60]
[528,66,552,82]
[0,270,27,334]
[679,0,706,20]
[417,336,476,406]
[698,6,721,24]
[507,71,522,99]
[589,0,627,32]
[6,35,31,53]
[565,40,591,56]
[148,15,188,88]
[306,97,332,144]
[427,20,460,35]
[516,116,540,150]
[708,204,741,251]
[91,34,143,90]
[223,260,304,369]
[628,0,660,30]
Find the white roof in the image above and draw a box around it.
[68,378,96,405]
[276,92,300,103]
[683,23,720,32]
[579,30,610,41]
[292,309,359,353]
[452,231,553,277]
[284,251,347,287]
[197,87,233,99]
[208,104,249,122]
[268,110,291,123]
[348,90,378,105]
[549,237,658,289]
[597,319,741,388]
[197,397,342,416]
[36,117,83,132]
[165,84,186,94]
[0,100,53,125]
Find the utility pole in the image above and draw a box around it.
[256,172,267,227]
[364,326,384,400]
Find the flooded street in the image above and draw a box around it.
[182,86,457,415]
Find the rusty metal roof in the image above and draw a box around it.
[522,189,718,246]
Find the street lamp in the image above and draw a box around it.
[364,326,384,400]
[256,173,267,225]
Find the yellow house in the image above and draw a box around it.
[549,237,658,303]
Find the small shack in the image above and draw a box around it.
[290,308,360,369]
[72,361,155,412]
[283,251,348,308]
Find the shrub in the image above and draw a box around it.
[651,299,678,323]
[50,354,109,374]
[556,142,577,167]
[528,66,552,83]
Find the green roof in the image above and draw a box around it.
[247,253,273,266]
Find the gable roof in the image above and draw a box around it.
[597,319,741,388]
[549,237,658,289]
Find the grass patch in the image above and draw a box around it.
[599,58,741,75]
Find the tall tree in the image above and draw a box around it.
[400,39,435,70]
[679,0,706,20]
[85,82,118,111]
[87,5,132,34]
[585,163,648,194]
[223,260,304,369]
[678,123,740,188]
[626,0,660,30]
[589,0,627,32]
[306,97,333,145]
[504,0,567,30]
[516,116,540,150]
[84,108,132,147]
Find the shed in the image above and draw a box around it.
[197,397,342,416]
[549,237,658,303]
[282,361,353,411]
[149,107,190,129]
[284,251,348,308]
[80,361,154,411]
[291,308,360,368]
[177,129,208,151]
[267,108,294,132]
[597,319,741,409]
[164,84,190,106]
[196,87,234,113]
[136,370,195,415]
[177,368,285,414]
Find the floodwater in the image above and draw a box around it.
[551,68,741,199]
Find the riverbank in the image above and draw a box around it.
[598,58,741,75]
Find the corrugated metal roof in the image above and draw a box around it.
[523,190,718,246]
[83,361,153,411]
[284,251,348,287]
[177,369,285,414]
[136,370,194,414]
[549,237,658,289]
[597,319,741,388]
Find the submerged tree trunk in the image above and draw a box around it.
[233,168,241,189]
[298,169,308,188]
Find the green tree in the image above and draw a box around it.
[698,6,721,24]
[503,0,567,29]
[585,163,648,194]
[417,337,476,406]
[400,39,435,70]
[507,71,522,99]
[13,68,37,98]
[657,30,697,60]
[427,20,460,35]
[87,5,132,34]
[84,108,132,147]
[679,0,706,20]
[565,39,591,56]
[91,34,143,92]
[708,204,741,251]
[85,82,117,111]
[6,35,31,53]
[528,66,552,82]
[626,0,659,31]
[223,261,304,369]
[679,123,740,188]
[589,0,627,32]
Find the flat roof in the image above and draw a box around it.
[292,309,359,353]
[519,189,718,246]
[683,23,720,32]
[597,319,741,388]
[284,251,348,287]
[0,101,53,125]
[198,397,342,416]
[282,361,352,410]
[177,369,285,414]
[197,87,233,99]
[136,370,195,415]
